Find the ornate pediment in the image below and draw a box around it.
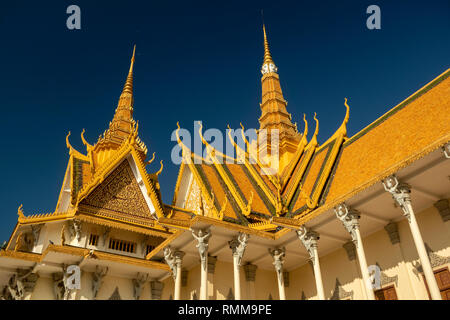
[79,160,154,223]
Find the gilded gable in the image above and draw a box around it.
[80,160,153,221]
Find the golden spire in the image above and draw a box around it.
[98,45,137,147]
[262,24,274,65]
[123,45,135,95]
[117,45,136,110]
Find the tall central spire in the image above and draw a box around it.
[258,24,300,172]
[261,25,277,75]
[117,44,136,110]
[103,45,137,145]
[262,24,274,66]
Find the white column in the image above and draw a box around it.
[228,233,249,301]
[269,247,286,300]
[233,255,241,300]
[335,204,375,300]
[297,227,325,300]
[174,251,185,300]
[383,176,442,300]
[191,228,211,300]
[163,246,182,300]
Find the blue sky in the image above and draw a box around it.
[0,0,449,242]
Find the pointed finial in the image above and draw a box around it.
[122,45,136,95]
[262,23,274,65]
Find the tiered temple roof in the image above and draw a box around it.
[4,25,450,255]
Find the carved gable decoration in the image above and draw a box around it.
[80,160,152,221]
[109,287,122,300]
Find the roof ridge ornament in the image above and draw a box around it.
[81,129,93,151]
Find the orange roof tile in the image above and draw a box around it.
[323,69,450,207]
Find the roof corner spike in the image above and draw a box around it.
[81,129,93,150]
[302,114,308,138]
[341,98,351,138]
[17,204,25,219]
[66,131,72,150]
[156,160,164,177]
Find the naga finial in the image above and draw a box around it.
[17,204,25,219]
[81,129,93,150]
[145,152,156,166]
[243,191,254,216]
[155,160,164,176]
[218,198,228,220]
[65,131,72,150]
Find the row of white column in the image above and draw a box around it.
[163,173,444,300]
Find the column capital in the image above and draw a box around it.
[174,251,185,266]
[334,203,360,242]
[434,199,450,222]
[228,232,250,266]
[384,222,400,245]
[382,175,412,221]
[243,264,257,282]
[296,226,320,263]
[268,247,285,277]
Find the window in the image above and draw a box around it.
[423,267,450,300]
[146,245,155,255]
[374,285,398,300]
[108,238,136,253]
[89,234,99,246]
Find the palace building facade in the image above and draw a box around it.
[0,26,449,300]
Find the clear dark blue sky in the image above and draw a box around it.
[0,1,448,242]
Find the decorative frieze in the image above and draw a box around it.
[300,291,307,300]
[226,288,234,300]
[243,264,257,282]
[434,199,450,222]
[207,255,217,274]
[109,287,121,300]
[283,271,290,288]
[150,281,164,300]
[413,243,450,276]
[384,222,400,245]
[181,269,188,287]
[343,241,356,261]
[375,262,399,287]
[330,278,353,300]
